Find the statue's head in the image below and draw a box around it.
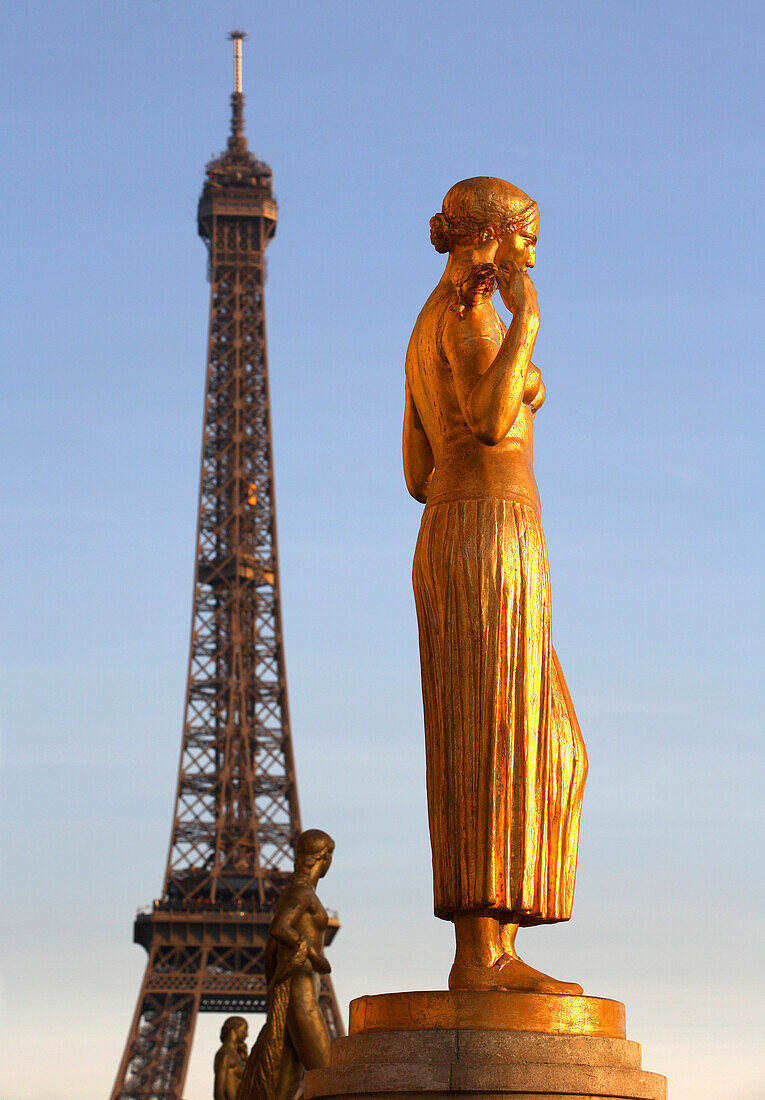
[220,1015,248,1043]
[295,828,335,878]
[430,177,539,271]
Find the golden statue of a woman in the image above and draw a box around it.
[404,177,588,994]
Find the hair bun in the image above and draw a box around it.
[430,212,452,253]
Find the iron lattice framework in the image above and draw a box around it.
[112,35,342,1100]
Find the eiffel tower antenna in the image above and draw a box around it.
[111,33,343,1100]
[230,29,245,93]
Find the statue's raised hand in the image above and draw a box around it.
[496,260,538,319]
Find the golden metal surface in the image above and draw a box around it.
[349,992,626,1040]
[214,1016,249,1100]
[236,831,335,1100]
[404,179,587,992]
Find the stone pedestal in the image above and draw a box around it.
[305,992,667,1099]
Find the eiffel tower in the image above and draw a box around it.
[111,33,343,1100]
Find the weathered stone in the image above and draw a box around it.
[331,1029,643,1070]
[304,1019,667,1099]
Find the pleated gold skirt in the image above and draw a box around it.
[413,497,587,924]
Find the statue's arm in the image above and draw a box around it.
[271,886,331,974]
[269,887,308,949]
[444,270,539,446]
[213,1050,230,1100]
[403,380,434,503]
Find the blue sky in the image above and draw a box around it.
[1,2,763,1098]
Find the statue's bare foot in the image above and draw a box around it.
[495,954,583,995]
[449,959,514,991]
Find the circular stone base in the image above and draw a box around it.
[305,1023,667,1100]
[349,990,626,1039]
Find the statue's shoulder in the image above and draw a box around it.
[277,878,316,909]
[413,283,452,335]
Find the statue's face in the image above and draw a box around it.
[318,847,334,877]
[236,1022,248,1041]
[495,213,539,272]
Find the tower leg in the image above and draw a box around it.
[111,947,201,1100]
[113,930,344,1100]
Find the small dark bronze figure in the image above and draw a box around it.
[214,1016,249,1100]
[237,830,335,1100]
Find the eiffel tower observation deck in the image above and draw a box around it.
[111,32,343,1100]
